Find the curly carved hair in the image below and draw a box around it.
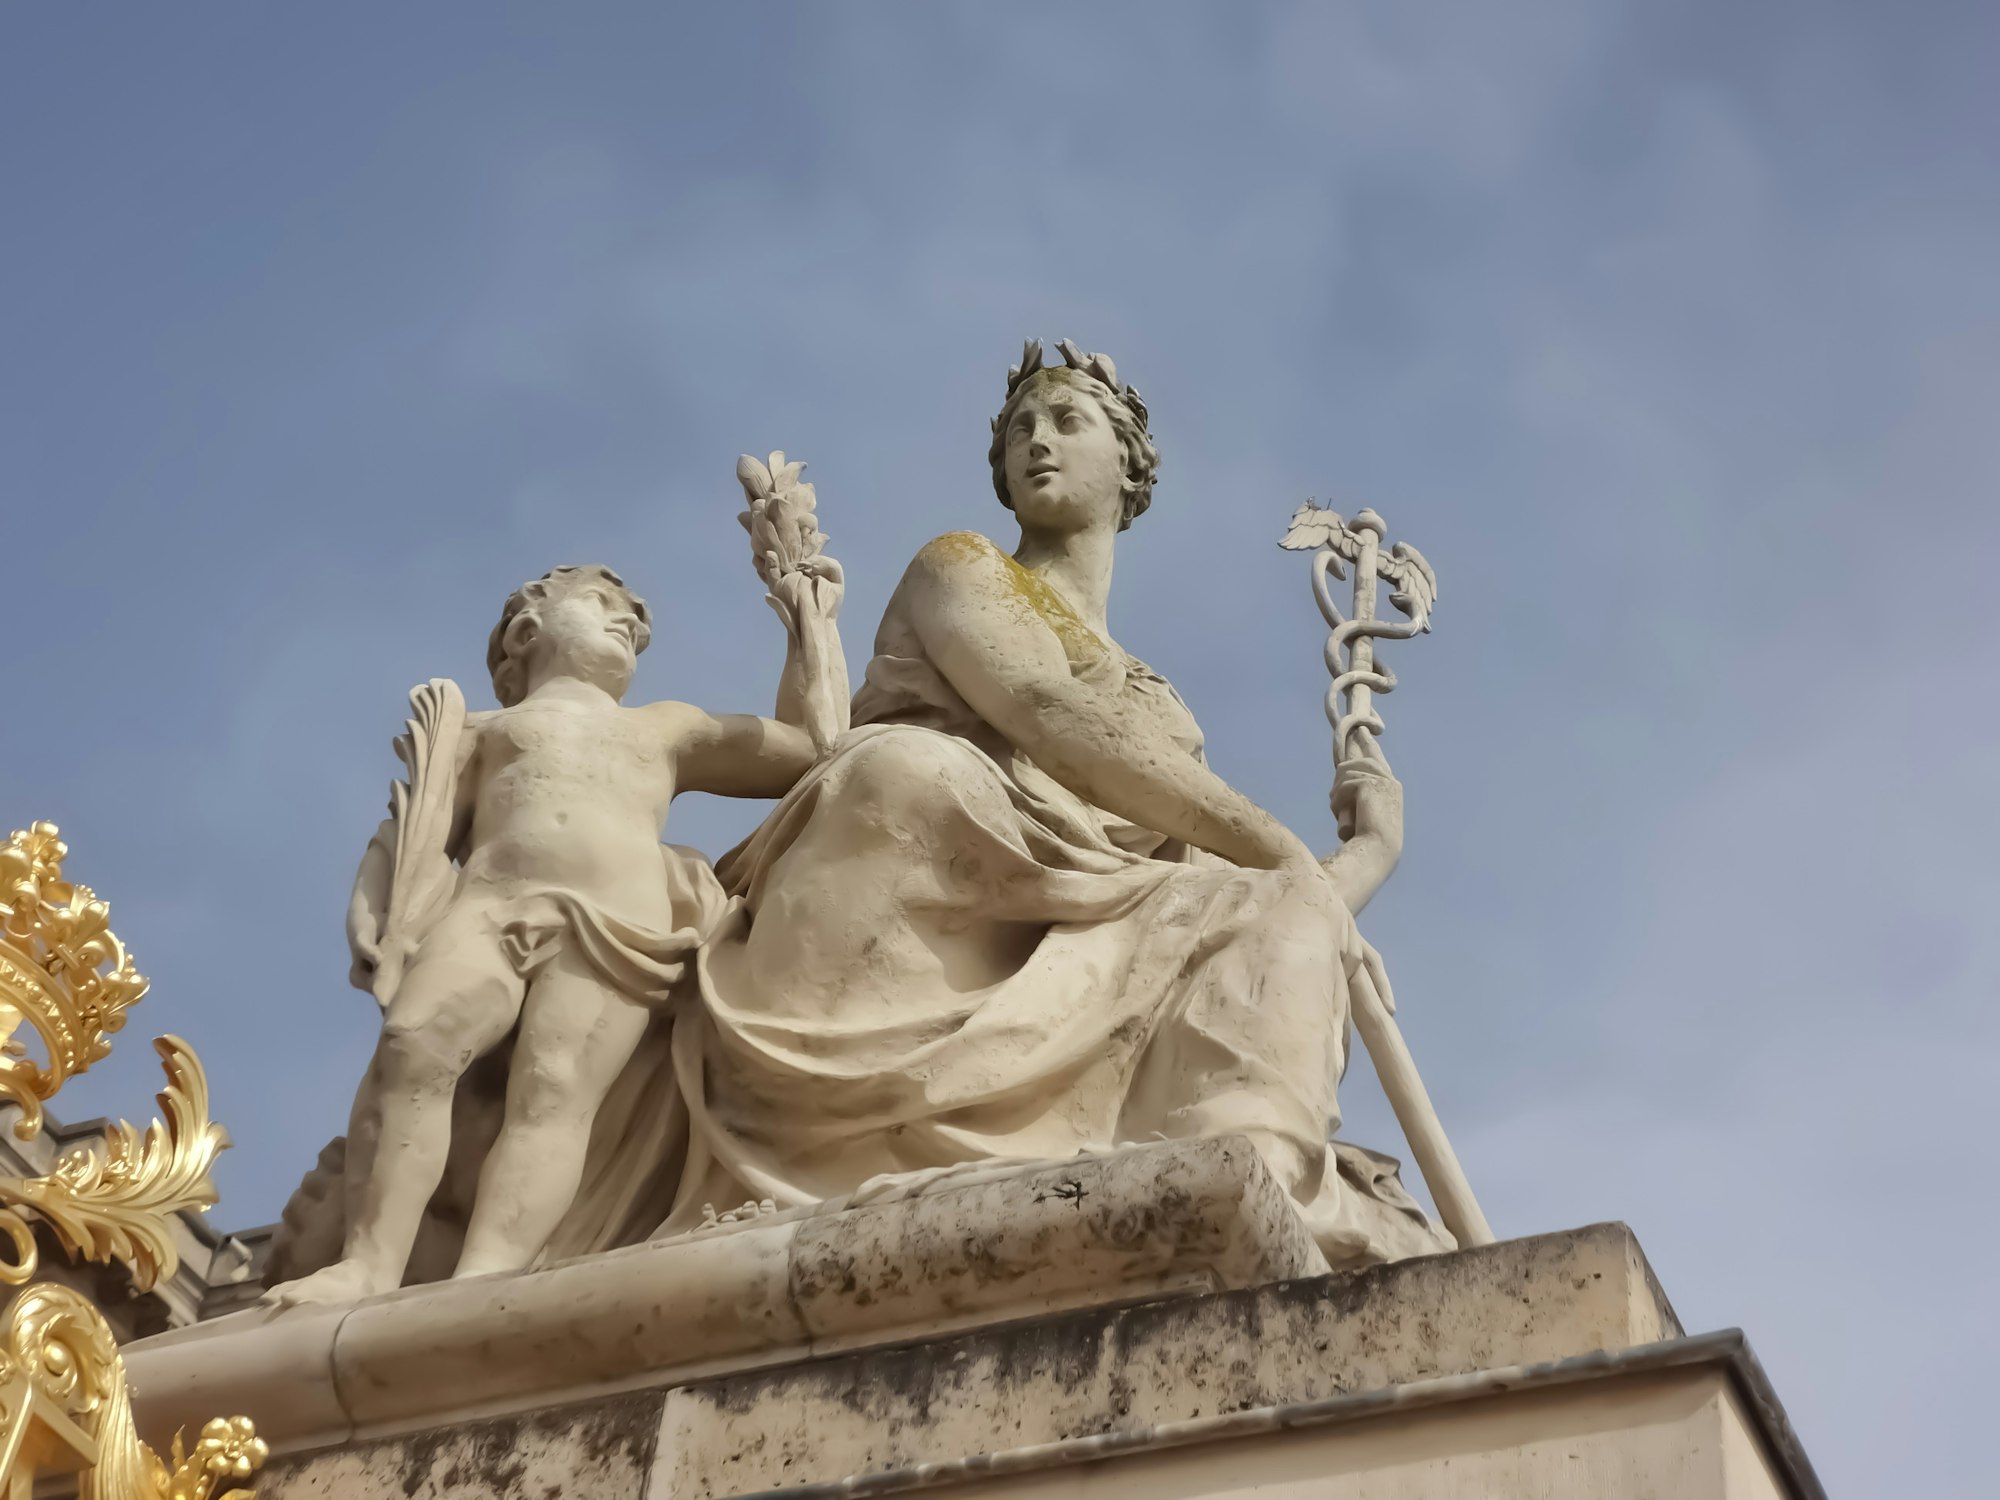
[485,565,652,707]
[987,339,1160,531]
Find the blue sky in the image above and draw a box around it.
[5,4,1995,1490]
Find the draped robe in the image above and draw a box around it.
[270,541,1451,1283]
[635,539,1451,1268]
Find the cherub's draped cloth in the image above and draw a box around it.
[270,843,729,1283]
[648,623,1452,1269]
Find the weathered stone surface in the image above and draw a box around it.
[331,1215,808,1433]
[125,1137,1327,1455]
[656,1220,1677,1499]
[790,1138,1327,1347]
[272,338,1463,1322]
[127,1217,1819,1499]
[900,1366,1796,1500]
[254,1394,662,1500]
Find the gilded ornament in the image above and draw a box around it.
[0,823,150,1138]
[0,1037,229,1290]
[0,822,264,1499]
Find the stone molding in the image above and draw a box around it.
[125,1137,1325,1453]
[733,1331,1825,1500]
[209,1214,1810,1499]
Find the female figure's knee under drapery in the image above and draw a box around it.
[667,722,1381,1252]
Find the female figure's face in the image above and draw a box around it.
[1001,374,1125,535]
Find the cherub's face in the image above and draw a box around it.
[1001,375,1125,534]
[530,580,644,698]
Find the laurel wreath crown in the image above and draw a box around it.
[994,338,1151,435]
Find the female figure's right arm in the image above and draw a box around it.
[904,541,1312,873]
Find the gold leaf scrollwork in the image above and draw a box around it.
[0,1282,267,1500]
[0,822,264,1498]
[1,1278,119,1480]
[0,1038,228,1291]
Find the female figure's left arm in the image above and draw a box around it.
[1324,743,1404,915]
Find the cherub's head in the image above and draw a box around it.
[486,565,652,707]
[987,339,1159,535]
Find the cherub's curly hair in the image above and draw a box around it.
[987,339,1160,531]
[485,565,652,707]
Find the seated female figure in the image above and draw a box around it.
[666,340,1450,1267]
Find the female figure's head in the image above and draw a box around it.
[988,340,1159,535]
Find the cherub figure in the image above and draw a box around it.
[269,468,845,1306]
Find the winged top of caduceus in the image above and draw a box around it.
[1278,502,1440,767]
[1279,501,1439,630]
[1274,502,1493,1253]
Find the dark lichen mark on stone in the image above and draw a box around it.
[1034,1178,1088,1209]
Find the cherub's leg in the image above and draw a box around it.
[269,910,524,1306]
[452,946,651,1279]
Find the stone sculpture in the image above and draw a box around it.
[266,462,848,1305]
[124,342,1828,1500]
[267,339,1462,1300]
[650,340,1448,1266]
[1280,502,1490,1248]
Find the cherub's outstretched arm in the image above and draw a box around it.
[666,706,818,800]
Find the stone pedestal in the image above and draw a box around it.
[120,1139,1823,1499]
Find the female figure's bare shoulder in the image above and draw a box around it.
[896,531,1046,636]
[908,530,1012,586]
[906,531,1074,618]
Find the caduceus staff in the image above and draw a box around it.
[1280,503,1494,1249]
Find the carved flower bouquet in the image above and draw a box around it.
[736,450,827,597]
[735,450,849,754]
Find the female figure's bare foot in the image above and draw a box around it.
[261,1257,389,1309]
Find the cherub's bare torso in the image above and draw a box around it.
[457,697,694,926]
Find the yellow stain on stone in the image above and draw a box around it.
[918,531,1110,669]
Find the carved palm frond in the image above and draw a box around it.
[374,679,466,1007]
